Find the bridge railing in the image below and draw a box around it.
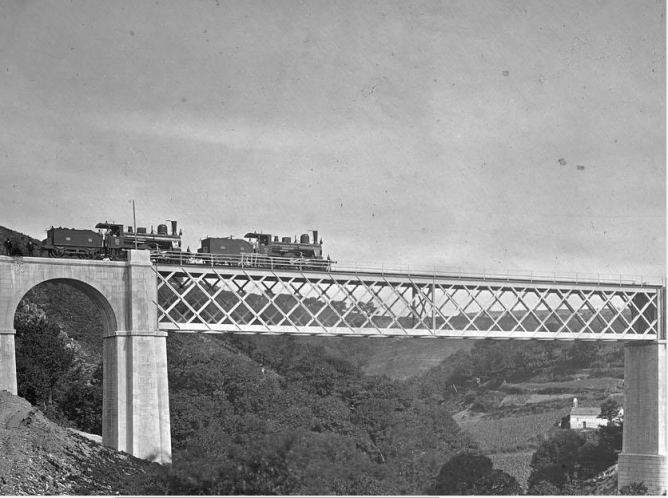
[151,250,334,271]
[328,260,665,286]
[150,250,664,287]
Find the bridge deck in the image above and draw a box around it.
[155,264,664,340]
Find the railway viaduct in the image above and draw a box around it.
[0,250,665,492]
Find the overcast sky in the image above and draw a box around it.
[1,0,665,278]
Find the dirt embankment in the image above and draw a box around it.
[0,391,159,495]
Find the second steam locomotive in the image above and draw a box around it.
[37,220,331,270]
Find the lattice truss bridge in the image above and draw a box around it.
[155,265,663,341]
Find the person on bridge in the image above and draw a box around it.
[3,238,11,256]
[27,240,35,257]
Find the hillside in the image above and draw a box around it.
[359,337,474,379]
[0,391,157,495]
[231,335,474,380]
[0,225,42,256]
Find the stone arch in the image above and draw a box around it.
[14,277,118,337]
[11,277,118,437]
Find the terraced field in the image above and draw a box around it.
[453,374,623,490]
[455,407,570,454]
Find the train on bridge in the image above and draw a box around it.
[30,221,331,271]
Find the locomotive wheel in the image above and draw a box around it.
[49,248,64,258]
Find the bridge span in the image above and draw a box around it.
[0,251,665,492]
[155,263,662,341]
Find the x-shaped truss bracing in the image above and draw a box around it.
[155,265,664,341]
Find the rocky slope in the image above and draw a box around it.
[0,391,158,495]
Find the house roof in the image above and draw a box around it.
[570,407,601,416]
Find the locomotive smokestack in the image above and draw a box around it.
[313,230,319,245]
[171,220,178,236]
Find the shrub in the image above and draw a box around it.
[428,452,521,495]
[527,430,585,491]
[619,482,648,495]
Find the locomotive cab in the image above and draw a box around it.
[244,233,273,255]
[258,234,271,249]
[96,222,125,256]
[95,221,182,257]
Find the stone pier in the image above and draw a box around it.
[0,327,16,394]
[0,251,171,464]
[102,251,171,462]
[618,342,667,494]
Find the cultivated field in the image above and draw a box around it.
[454,372,622,490]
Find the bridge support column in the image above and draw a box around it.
[0,328,17,394]
[618,342,666,494]
[102,250,171,464]
[103,330,171,464]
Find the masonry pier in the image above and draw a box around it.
[102,251,171,463]
[618,342,667,493]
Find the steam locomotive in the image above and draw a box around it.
[38,221,330,270]
[41,221,182,259]
[196,229,329,270]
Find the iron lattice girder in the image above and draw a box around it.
[154,265,664,340]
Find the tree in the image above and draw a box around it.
[527,430,585,492]
[575,440,616,480]
[529,480,561,495]
[161,333,479,495]
[428,452,521,495]
[598,397,622,424]
[477,469,523,495]
[61,363,103,433]
[566,341,600,368]
[14,302,75,408]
